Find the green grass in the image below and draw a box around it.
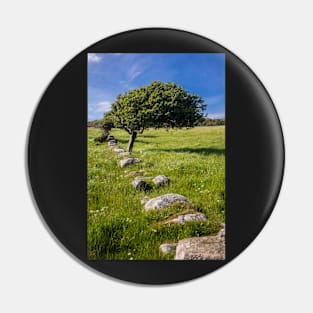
[88,126,225,260]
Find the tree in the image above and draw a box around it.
[110,81,205,152]
[195,116,225,126]
[93,112,115,144]
[102,111,114,132]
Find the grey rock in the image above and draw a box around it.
[113,148,125,153]
[107,135,115,141]
[152,174,169,186]
[168,212,208,224]
[120,158,141,168]
[108,140,117,147]
[132,177,146,189]
[217,228,225,237]
[132,179,146,190]
[118,152,131,157]
[217,224,225,237]
[128,171,145,176]
[175,235,225,260]
[144,193,190,211]
[132,177,153,190]
[159,243,177,256]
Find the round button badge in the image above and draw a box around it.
[27,28,284,284]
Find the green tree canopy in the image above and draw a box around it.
[102,111,114,131]
[110,81,205,152]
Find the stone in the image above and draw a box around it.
[108,140,117,147]
[217,228,225,237]
[175,235,225,260]
[152,174,169,186]
[119,158,141,167]
[217,223,225,237]
[107,135,115,141]
[113,148,125,153]
[132,178,146,190]
[159,243,177,256]
[132,177,152,190]
[168,212,208,224]
[118,152,131,157]
[144,193,190,211]
[128,171,145,176]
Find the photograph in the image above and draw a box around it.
[3,1,311,311]
[87,53,225,260]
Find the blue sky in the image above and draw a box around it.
[88,53,225,121]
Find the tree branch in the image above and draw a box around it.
[123,126,132,134]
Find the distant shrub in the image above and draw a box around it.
[87,119,104,128]
[90,112,115,144]
[102,112,114,131]
[195,117,225,126]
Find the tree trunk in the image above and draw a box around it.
[103,128,109,141]
[127,131,137,152]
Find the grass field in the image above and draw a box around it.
[87,126,225,260]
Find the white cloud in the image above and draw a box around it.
[88,100,112,121]
[127,63,142,81]
[94,101,111,113]
[88,53,102,63]
[130,71,141,80]
[206,112,225,119]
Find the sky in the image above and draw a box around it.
[88,53,225,121]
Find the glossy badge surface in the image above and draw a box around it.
[27,28,284,284]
